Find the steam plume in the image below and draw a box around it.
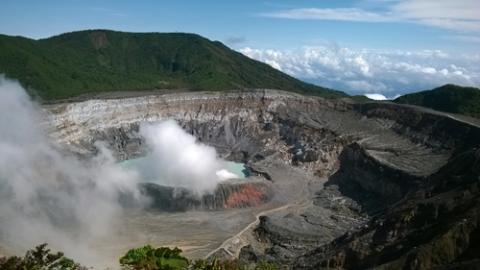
[0,77,240,266]
[0,77,142,265]
[137,120,239,195]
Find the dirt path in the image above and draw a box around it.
[204,202,306,259]
[205,204,295,258]
[203,157,324,259]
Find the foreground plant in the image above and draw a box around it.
[0,243,85,270]
[120,246,279,270]
[191,259,278,270]
[191,258,242,270]
[1,244,279,270]
[119,245,189,270]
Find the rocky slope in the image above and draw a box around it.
[43,89,480,269]
[294,147,480,269]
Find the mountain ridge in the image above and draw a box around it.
[394,84,480,118]
[0,29,346,100]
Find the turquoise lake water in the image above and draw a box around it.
[120,156,248,183]
[224,161,249,178]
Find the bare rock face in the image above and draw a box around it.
[45,90,348,171]
[44,89,480,269]
[294,148,480,270]
[140,179,273,212]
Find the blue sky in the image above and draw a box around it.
[1,0,479,97]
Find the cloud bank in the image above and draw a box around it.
[364,93,388,100]
[240,46,480,96]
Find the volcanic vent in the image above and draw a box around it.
[113,119,274,212]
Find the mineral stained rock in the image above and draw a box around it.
[140,179,272,211]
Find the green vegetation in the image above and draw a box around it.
[351,95,374,103]
[119,246,278,270]
[119,245,188,270]
[0,244,85,270]
[0,30,346,100]
[394,84,480,118]
[0,244,279,270]
[191,259,277,270]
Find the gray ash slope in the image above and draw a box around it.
[45,89,480,269]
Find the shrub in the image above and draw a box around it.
[0,243,85,270]
[119,245,189,270]
[255,261,278,270]
[190,258,278,270]
[191,258,243,270]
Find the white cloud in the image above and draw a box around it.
[444,35,480,43]
[421,67,437,74]
[364,93,388,100]
[261,8,393,22]
[239,46,480,95]
[261,0,480,33]
[393,0,479,21]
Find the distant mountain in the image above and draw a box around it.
[394,84,480,118]
[0,30,346,100]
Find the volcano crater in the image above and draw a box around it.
[44,89,480,268]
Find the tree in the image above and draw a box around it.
[0,243,85,270]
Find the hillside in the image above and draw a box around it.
[394,84,480,118]
[0,30,346,100]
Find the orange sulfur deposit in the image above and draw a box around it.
[224,183,268,208]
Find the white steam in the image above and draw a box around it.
[138,120,239,195]
[0,77,240,266]
[0,77,143,264]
